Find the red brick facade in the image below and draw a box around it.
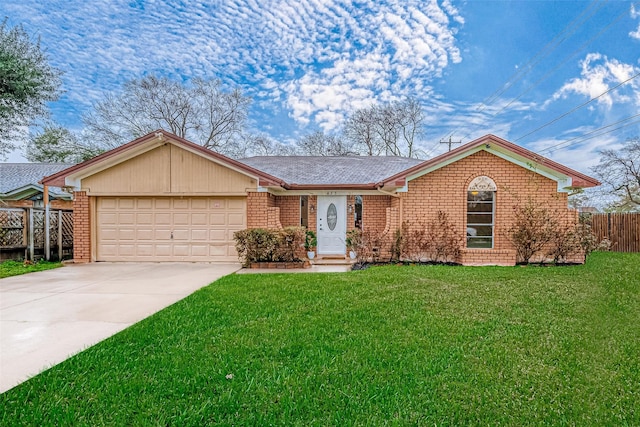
[67,148,585,266]
[245,151,579,265]
[276,196,301,227]
[72,191,91,263]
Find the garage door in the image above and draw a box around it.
[96,197,246,262]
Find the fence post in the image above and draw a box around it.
[28,208,34,261]
[45,204,51,261]
[58,210,63,261]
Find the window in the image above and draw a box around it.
[466,176,496,248]
[354,195,362,229]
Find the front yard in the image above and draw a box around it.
[1,252,639,425]
[0,260,62,278]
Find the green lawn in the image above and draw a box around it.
[0,260,62,278]
[1,252,639,425]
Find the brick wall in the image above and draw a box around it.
[247,192,276,228]
[400,150,573,265]
[72,191,91,262]
[362,195,390,232]
[276,196,301,227]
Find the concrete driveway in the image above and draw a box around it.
[0,262,239,393]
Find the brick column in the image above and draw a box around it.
[72,191,91,262]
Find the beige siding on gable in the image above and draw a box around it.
[81,144,257,195]
[83,144,171,194]
[170,145,255,193]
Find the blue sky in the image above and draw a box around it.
[4,0,640,175]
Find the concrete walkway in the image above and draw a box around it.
[0,262,239,393]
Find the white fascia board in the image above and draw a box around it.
[406,145,573,192]
[265,188,384,196]
[488,145,573,192]
[406,146,484,182]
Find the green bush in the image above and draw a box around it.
[234,227,306,266]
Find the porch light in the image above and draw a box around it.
[348,204,353,213]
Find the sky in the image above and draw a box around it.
[3,0,640,178]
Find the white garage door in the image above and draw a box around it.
[96,197,246,262]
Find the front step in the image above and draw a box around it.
[312,256,355,265]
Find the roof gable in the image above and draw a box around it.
[382,134,600,191]
[41,130,284,189]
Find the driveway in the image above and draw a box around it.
[0,262,239,393]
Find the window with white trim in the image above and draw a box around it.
[466,176,496,248]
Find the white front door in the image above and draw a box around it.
[317,196,347,255]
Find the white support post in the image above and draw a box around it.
[58,210,63,261]
[28,208,34,261]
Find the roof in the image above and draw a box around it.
[382,134,600,189]
[39,130,600,193]
[0,163,74,199]
[239,156,424,188]
[41,130,286,188]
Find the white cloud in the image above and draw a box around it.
[549,54,640,109]
[5,0,463,136]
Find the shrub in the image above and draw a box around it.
[347,228,389,264]
[504,197,559,264]
[234,227,306,266]
[393,212,463,264]
[273,227,307,262]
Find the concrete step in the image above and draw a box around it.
[311,256,356,265]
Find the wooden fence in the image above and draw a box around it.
[591,213,640,253]
[0,207,73,261]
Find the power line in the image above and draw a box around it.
[539,113,640,154]
[440,136,462,152]
[475,0,606,112]
[453,0,629,143]
[514,71,640,142]
[489,4,630,120]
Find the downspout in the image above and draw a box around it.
[376,182,403,230]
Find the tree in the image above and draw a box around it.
[82,75,251,156]
[296,130,356,156]
[343,107,380,155]
[342,97,425,158]
[239,134,297,157]
[594,137,640,211]
[0,19,61,159]
[24,124,101,163]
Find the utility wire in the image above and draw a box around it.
[514,71,640,142]
[491,4,630,119]
[456,0,608,142]
[540,113,640,154]
[543,118,640,154]
[475,0,605,112]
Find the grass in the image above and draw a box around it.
[1,252,639,425]
[0,259,62,278]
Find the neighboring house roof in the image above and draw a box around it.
[239,156,423,188]
[0,163,74,200]
[41,130,286,189]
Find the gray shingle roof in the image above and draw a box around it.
[0,163,74,196]
[239,156,424,186]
